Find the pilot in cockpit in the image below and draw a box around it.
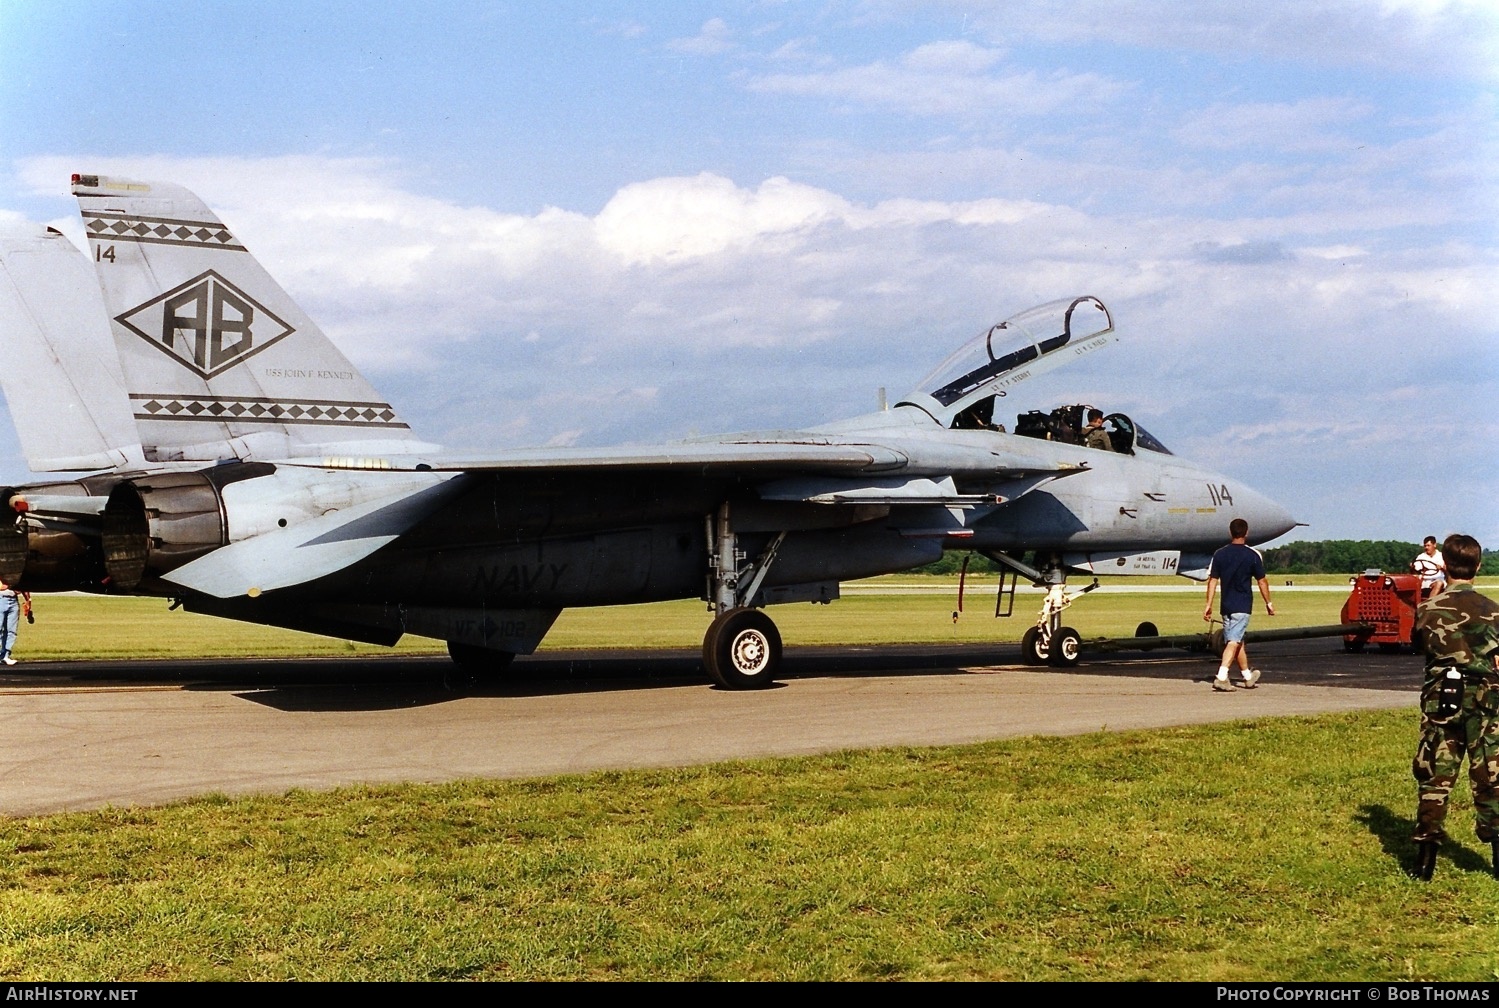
[1082,408,1116,451]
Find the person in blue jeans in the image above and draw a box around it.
[0,579,32,665]
[1203,517,1276,691]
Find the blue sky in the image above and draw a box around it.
[1,0,1495,546]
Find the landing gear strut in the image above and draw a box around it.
[702,502,786,689]
[988,552,1097,667]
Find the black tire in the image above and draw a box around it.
[1050,627,1082,667]
[703,608,782,690]
[1021,626,1047,665]
[1343,639,1366,653]
[1134,621,1159,652]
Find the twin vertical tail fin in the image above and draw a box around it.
[72,173,431,463]
[0,225,146,472]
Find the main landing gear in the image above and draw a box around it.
[989,552,1098,667]
[702,502,786,690]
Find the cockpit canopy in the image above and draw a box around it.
[898,295,1115,425]
[895,295,1172,455]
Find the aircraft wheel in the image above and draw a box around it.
[703,608,782,690]
[1021,626,1047,665]
[1134,621,1159,652]
[1049,627,1082,667]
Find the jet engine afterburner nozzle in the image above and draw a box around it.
[102,472,228,591]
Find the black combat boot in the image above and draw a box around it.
[1491,840,1498,880]
[1415,841,1439,881]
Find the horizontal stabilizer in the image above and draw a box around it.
[164,476,463,598]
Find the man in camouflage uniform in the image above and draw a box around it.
[1410,533,1499,880]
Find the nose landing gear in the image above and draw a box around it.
[984,551,1098,667]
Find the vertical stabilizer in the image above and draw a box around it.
[71,174,432,463]
[0,225,146,471]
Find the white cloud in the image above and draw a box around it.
[666,17,734,56]
[1175,98,1375,153]
[1301,244,1369,259]
[588,18,647,40]
[747,40,1127,118]
[956,0,1499,79]
[594,173,847,263]
[900,40,1005,75]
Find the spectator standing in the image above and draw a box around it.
[0,578,30,666]
[1409,533,1499,880]
[1203,518,1275,691]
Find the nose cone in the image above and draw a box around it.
[1237,481,1298,544]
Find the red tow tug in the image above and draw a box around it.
[1341,570,1427,654]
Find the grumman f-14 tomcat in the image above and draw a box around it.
[0,174,1296,687]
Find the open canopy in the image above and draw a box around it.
[896,295,1115,428]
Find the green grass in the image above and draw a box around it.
[12,574,1396,660]
[4,577,1496,981]
[1,710,1496,981]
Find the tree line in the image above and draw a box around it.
[1259,541,1499,574]
[916,542,1499,577]
[1259,540,1423,575]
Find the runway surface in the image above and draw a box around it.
[0,637,1420,817]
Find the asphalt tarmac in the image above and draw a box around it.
[0,636,1420,817]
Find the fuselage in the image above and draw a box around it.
[287,402,1293,611]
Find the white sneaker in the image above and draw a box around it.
[1212,676,1232,692]
[2,657,15,665]
[1238,668,1261,689]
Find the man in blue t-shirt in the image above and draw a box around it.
[1203,517,1276,691]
